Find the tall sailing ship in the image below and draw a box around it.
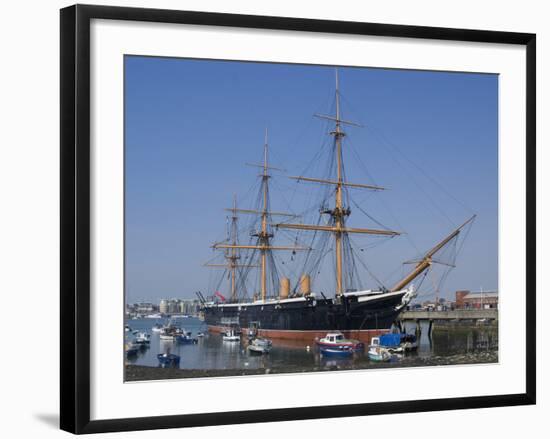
[198,71,475,343]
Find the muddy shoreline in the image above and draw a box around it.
[125,350,498,381]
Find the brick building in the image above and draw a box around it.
[455,290,498,309]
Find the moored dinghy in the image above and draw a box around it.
[316,332,364,351]
[368,337,391,362]
[222,329,240,342]
[135,331,151,345]
[247,337,272,354]
[157,352,180,368]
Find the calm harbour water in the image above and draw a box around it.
[125,317,498,376]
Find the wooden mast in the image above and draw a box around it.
[230,194,238,299]
[334,70,344,295]
[275,70,399,296]
[205,195,258,301]
[390,215,476,292]
[212,130,308,302]
[260,129,269,300]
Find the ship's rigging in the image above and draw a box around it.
[209,130,309,302]
[203,69,476,304]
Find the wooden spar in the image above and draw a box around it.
[289,176,385,191]
[224,208,298,217]
[204,264,259,267]
[275,223,400,236]
[245,162,286,172]
[390,215,476,292]
[313,113,363,127]
[212,244,309,251]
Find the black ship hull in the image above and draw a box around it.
[202,290,409,343]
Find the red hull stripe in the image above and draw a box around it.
[207,325,389,343]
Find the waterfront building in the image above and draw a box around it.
[157,298,201,316]
[455,290,498,309]
[179,299,201,315]
[167,299,180,314]
[135,302,155,313]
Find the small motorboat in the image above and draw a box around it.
[377,333,418,353]
[316,332,364,351]
[125,324,132,332]
[159,331,176,341]
[367,346,391,362]
[222,330,240,342]
[134,331,151,345]
[319,345,354,358]
[222,325,242,336]
[246,324,258,339]
[378,333,404,353]
[247,337,272,354]
[157,353,180,368]
[196,331,205,337]
[159,321,184,341]
[151,323,163,333]
[368,337,392,362]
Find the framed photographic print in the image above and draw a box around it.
[60,4,536,434]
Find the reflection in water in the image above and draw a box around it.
[125,317,498,374]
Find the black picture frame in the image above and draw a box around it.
[60,4,536,434]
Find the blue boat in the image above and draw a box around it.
[378,333,418,352]
[319,345,354,358]
[175,334,197,344]
[157,353,180,368]
[125,343,139,358]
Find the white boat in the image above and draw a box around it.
[222,330,240,342]
[146,313,163,319]
[159,321,184,341]
[151,323,163,333]
[316,332,364,351]
[135,331,151,344]
[368,337,392,362]
[247,337,272,354]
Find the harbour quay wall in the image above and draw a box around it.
[399,309,498,322]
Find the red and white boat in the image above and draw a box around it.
[315,332,364,351]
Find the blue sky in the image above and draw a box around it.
[125,56,498,304]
